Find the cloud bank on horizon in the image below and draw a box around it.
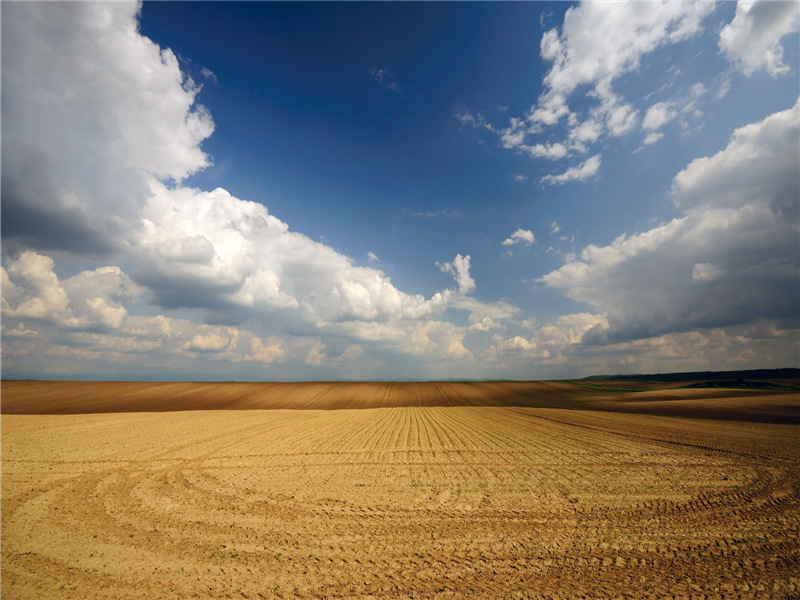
[2,1,798,380]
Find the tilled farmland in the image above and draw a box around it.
[2,381,799,599]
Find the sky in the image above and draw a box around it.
[1,1,798,381]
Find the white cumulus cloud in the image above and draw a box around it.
[479,1,719,169]
[719,0,800,77]
[642,132,666,147]
[2,252,141,331]
[502,229,535,247]
[2,2,214,255]
[642,101,678,131]
[541,154,602,186]
[523,1,714,153]
[438,254,476,295]
[0,1,523,380]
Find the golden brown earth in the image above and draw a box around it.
[2,380,799,599]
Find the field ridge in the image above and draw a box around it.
[3,379,799,425]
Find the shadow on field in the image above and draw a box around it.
[2,379,799,424]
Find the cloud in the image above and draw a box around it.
[1,252,74,325]
[1,251,482,377]
[484,313,609,363]
[719,0,800,76]
[369,66,402,94]
[567,118,603,147]
[499,119,568,159]
[535,2,712,115]
[541,154,601,186]
[484,311,798,378]
[317,318,474,362]
[1,244,517,378]
[1,266,278,376]
[691,262,722,283]
[467,317,502,333]
[0,3,527,381]
[184,332,232,353]
[540,99,800,344]
[2,252,141,331]
[245,337,286,364]
[339,344,364,362]
[456,110,495,132]
[671,97,799,220]
[135,182,475,329]
[63,266,142,330]
[499,117,529,148]
[1,2,214,255]
[1,323,40,339]
[641,132,665,147]
[451,296,518,326]
[502,229,535,247]
[438,254,476,295]
[716,78,732,99]
[523,142,569,160]
[409,208,461,219]
[508,1,714,157]
[201,66,218,83]
[479,2,718,169]
[642,101,678,131]
[638,82,706,149]
[305,341,327,366]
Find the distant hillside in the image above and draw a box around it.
[583,368,800,383]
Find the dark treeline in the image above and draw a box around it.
[583,368,800,383]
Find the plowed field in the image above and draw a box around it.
[2,381,799,599]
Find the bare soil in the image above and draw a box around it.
[2,381,798,598]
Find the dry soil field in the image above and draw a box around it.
[2,380,799,599]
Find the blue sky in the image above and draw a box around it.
[2,1,798,380]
